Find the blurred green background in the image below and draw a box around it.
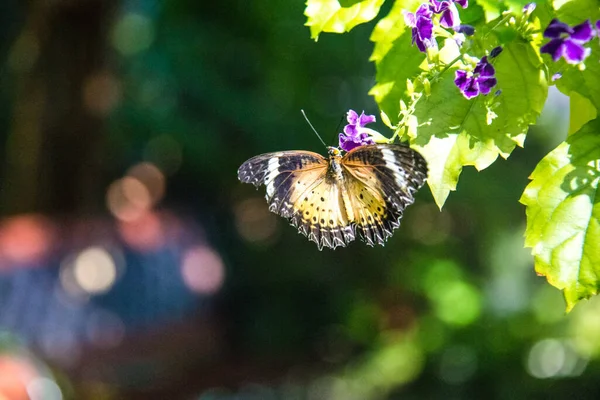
[1,0,599,399]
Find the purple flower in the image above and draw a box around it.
[338,110,377,152]
[404,4,436,52]
[454,56,497,99]
[489,46,503,58]
[455,24,475,36]
[523,3,536,15]
[429,0,468,29]
[540,19,594,64]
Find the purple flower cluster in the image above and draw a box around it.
[338,110,377,152]
[454,56,497,99]
[540,19,595,64]
[404,0,469,52]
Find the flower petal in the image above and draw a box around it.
[346,109,358,124]
[479,62,495,78]
[455,0,468,8]
[429,0,448,13]
[456,24,475,35]
[544,19,572,39]
[477,76,497,95]
[344,124,358,136]
[489,46,503,58]
[522,3,536,15]
[439,3,460,28]
[403,10,416,27]
[416,3,433,18]
[454,70,469,90]
[563,39,590,64]
[570,20,594,42]
[540,38,565,62]
[416,13,434,39]
[462,79,479,99]
[358,112,376,126]
[339,133,360,152]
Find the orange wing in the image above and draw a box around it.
[341,144,428,246]
[238,151,355,249]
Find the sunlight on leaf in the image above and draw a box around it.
[409,41,547,208]
[305,0,385,41]
[569,92,597,136]
[369,0,422,63]
[520,118,600,312]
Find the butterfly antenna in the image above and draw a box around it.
[330,114,345,144]
[301,110,328,147]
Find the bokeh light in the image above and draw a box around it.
[0,355,38,400]
[126,162,165,205]
[423,260,482,326]
[72,247,120,295]
[111,13,155,56]
[82,71,121,116]
[27,377,63,400]
[106,177,152,222]
[234,197,280,245]
[118,211,165,252]
[181,246,225,295]
[526,339,588,379]
[0,214,53,266]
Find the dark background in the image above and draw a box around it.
[0,0,598,399]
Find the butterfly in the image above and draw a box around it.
[237,144,428,250]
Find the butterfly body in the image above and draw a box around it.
[238,144,427,250]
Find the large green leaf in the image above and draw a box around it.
[369,34,425,123]
[408,40,548,208]
[305,0,385,41]
[569,91,597,135]
[520,119,600,311]
[369,0,422,63]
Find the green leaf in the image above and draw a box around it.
[569,91,597,135]
[369,32,425,123]
[409,40,548,208]
[553,42,600,109]
[520,119,600,312]
[555,0,599,22]
[476,0,505,21]
[305,0,385,41]
[369,0,422,63]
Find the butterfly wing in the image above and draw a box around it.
[238,151,356,249]
[238,151,327,215]
[341,144,428,246]
[288,179,356,250]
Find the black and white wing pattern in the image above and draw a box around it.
[238,144,428,249]
[238,151,356,249]
[341,144,428,246]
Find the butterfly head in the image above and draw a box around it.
[327,146,341,157]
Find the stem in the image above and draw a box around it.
[484,14,512,39]
[436,53,463,79]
